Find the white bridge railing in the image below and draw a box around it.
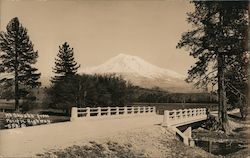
[162,108,207,127]
[71,106,156,121]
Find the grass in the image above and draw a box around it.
[37,141,144,158]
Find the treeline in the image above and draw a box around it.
[42,82,217,116]
[45,74,134,115]
[132,87,217,103]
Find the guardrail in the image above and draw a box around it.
[71,106,156,121]
[162,108,207,126]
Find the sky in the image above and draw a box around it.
[0,0,195,83]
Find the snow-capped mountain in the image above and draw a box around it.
[81,54,194,92]
[84,53,184,79]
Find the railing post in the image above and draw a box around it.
[131,106,134,114]
[86,107,90,117]
[162,110,169,126]
[97,107,101,117]
[138,107,142,114]
[173,110,176,120]
[116,106,119,115]
[174,110,178,124]
[179,109,183,119]
[143,106,146,113]
[198,108,201,118]
[107,107,111,116]
[124,106,127,115]
[70,107,78,122]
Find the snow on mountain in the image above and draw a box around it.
[80,54,193,92]
[83,53,184,79]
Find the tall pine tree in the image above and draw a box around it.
[52,42,80,83]
[0,17,41,111]
[177,1,248,132]
[48,42,80,115]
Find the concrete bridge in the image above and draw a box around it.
[161,108,207,146]
[70,106,207,128]
[71,106,208,146]
[161,108,207,127]
[0,106,207,157]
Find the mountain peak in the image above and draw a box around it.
[116,53,131,57]
[108,53,143,63]
[79,53,193,91]
[82,53,185,79]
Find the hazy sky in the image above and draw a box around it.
[0,0,194,80]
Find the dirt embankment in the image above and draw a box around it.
[38,125,215,158]
[193,118,250,158]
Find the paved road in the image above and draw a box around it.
[0,114,163,157]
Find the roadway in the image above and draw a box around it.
[0,114,163,157]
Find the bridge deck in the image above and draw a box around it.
[0,107,209,157]
[171,116,207,127]
[0,114,163,157]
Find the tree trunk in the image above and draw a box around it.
[246,3,250,121]
[14,41,19,112]
[217,53,229,133]
[247,58,250,120]
[15,70,19,112]
[66,107,71,117]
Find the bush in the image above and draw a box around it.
[201,115,220,131]
[21,100,40,112]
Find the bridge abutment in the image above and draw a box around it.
[162,108,207,146]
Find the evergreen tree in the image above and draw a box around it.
[0,17,41,111]
[47,75,80,115]
[48,42,80,114]
[177,1,248,132]
[225,49,248,119]
[52,42,80,82]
